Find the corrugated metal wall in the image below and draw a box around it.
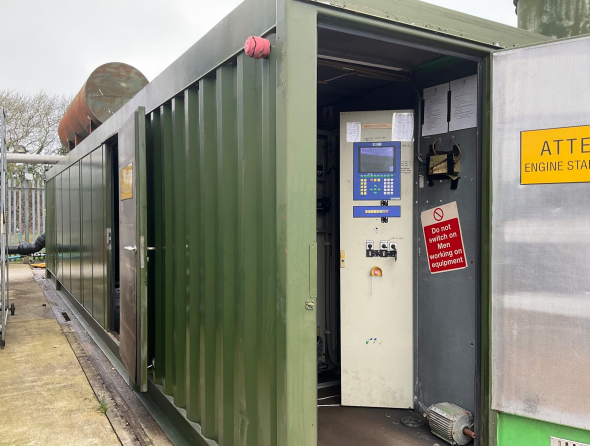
[46,178,56,277]
[148,49,280,446]
[47,46,283,446]
[46,149,109,329]
[70,162,81,301]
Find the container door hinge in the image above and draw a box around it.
[140,236,145,269]
[309,242,317,299]
[305,299,316,310]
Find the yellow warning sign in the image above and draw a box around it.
[521,125,590,184]
[120,163,133,200]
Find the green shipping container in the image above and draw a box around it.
[44,0,590,445]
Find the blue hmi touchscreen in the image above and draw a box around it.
[353,142,401,201]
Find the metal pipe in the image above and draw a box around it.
[5,154,64,164]
[24,165,29,243]
[37,180,41,242]
[7,180,11,245]
[42,183,45,237]
[35,180,39,241]
[12,179,15,245]
[32,178,36,241]
[1,108,6,347]
[7,233,45,256]
[463,427,477,439]
[18,186,21,244]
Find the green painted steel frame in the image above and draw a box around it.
[303,0,550,49]
[136,107,149,392]
[42,1,553,445]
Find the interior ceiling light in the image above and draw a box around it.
[318,59,412,84]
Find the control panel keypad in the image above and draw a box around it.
[359,174,395,196]
[384,178,394,195]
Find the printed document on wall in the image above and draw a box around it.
[392,113,414,141]
[449,75,477,131]
[346,122,361,142]
[422,83,449,136]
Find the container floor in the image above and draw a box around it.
[318,384,436,446]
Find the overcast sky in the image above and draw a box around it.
[1,0,516,96]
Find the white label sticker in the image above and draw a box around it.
[346,122,361,142]
[392,113,414,141]
[551,437,590,446]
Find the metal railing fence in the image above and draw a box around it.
[6,178,45,260]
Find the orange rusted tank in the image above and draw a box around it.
[58,62,148,149]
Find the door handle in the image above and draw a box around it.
[124,246,137,252]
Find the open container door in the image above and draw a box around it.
[118,107,148,391]
[491,36,590,431]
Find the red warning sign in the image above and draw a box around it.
[421,202,467,274]
[433,207,444,221]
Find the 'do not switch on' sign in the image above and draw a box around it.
[421,201,467,274]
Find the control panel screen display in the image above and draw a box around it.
[358,147,395,173]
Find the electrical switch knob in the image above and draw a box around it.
[370,266,383,276]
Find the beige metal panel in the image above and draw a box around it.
[340,110,414,408]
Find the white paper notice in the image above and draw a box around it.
[422,83,449,137]
[449,75,477,131]
[392,113,414,141]
[346,122,361,142]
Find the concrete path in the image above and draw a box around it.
[0,264,121,446]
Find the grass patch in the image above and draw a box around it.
[97,394,108,414]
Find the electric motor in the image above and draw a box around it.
[425,402,476,445]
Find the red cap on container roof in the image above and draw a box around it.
[244,36,271,59]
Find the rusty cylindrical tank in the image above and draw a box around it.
[514,0,590,39]
[58,62,148,149]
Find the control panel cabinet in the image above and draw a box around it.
[353,141,401,201]
[339,110,414,409]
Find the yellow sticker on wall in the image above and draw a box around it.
[120,163,133,200]
[362,123,392,130]
[521,125,590,184]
